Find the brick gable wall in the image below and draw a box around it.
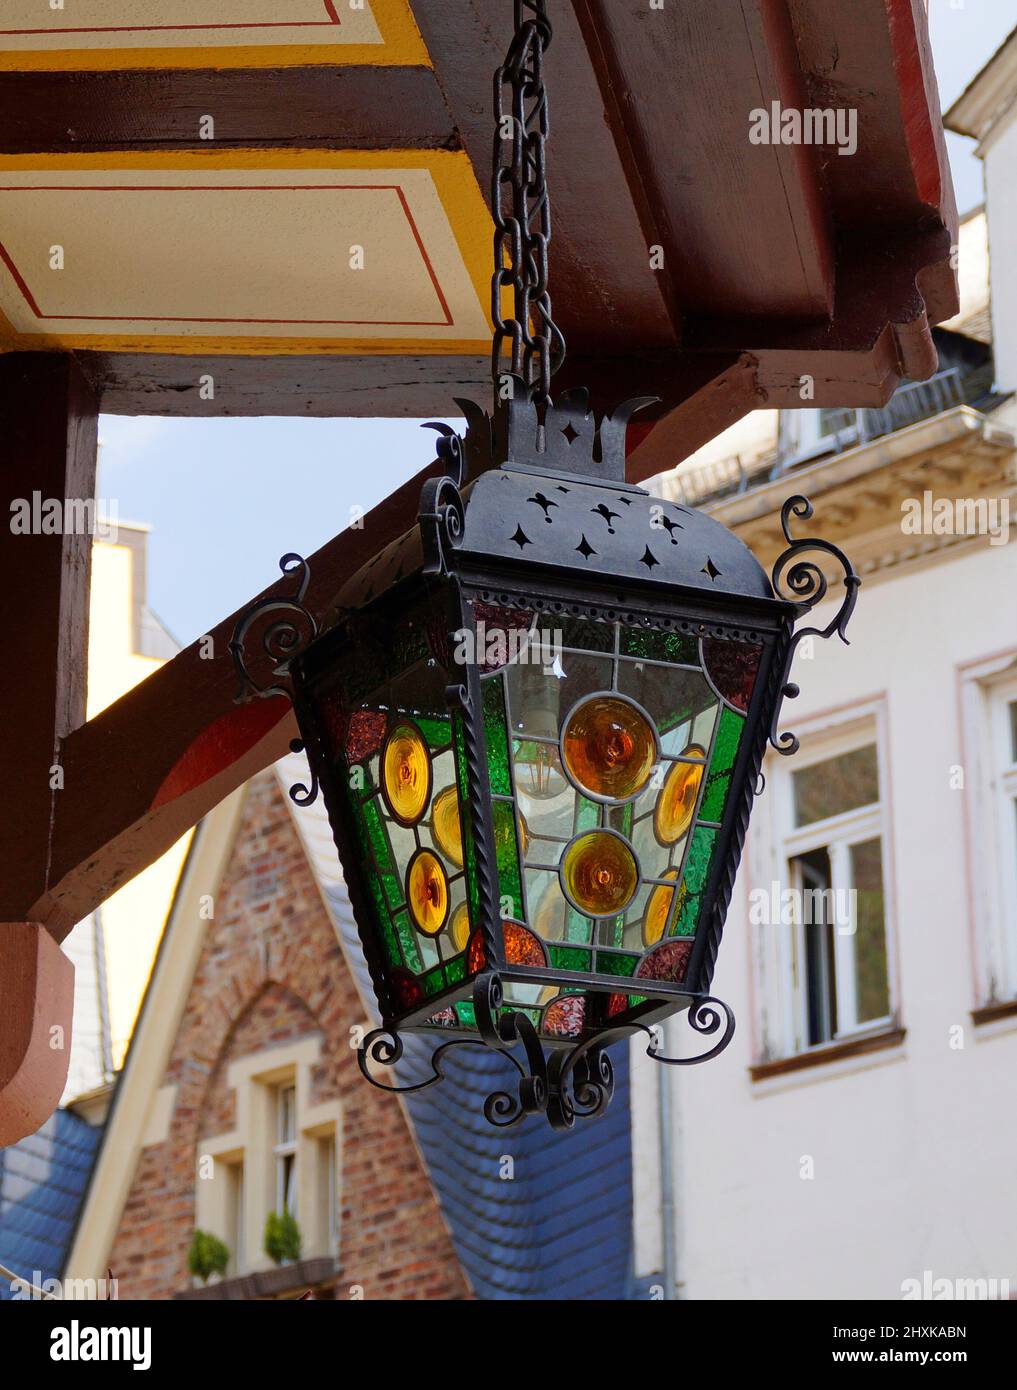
[105,772,470,1301]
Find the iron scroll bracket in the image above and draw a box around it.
[769,495,862,757]
[357,972,736,1132]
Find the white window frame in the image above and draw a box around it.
[752,703,898,1062]
[995,686,1017,992]
[960,655,1017,1006]
[274,1080,298,1218]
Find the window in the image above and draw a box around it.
[224,1161,244,1275]
[783,739,891,1052]
[319,1136,338,1250]
[992,687,1017,993]
[274,1082,298,1217]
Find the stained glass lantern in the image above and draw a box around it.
[230,387,858,1129]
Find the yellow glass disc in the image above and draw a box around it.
[654,746,707,844]
[449,902,471,952]
[562,831,639,917]
[562,696,657,801]
[407,850,449,935]
[431,785,464,868]
[643,870,679,946]
[382,720,431,825]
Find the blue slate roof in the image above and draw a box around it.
[324,882,638,1300]
[0,1108,101,1297]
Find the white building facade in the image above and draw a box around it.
[632,33,1017,1301]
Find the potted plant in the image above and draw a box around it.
[186,1229,230,1286]
[263,1209,302,1266]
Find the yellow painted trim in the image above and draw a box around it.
[0,148,494,357]
[0,0,429,70]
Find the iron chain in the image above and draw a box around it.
[491,0,566,407]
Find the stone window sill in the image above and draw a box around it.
[175,1256,337,1300]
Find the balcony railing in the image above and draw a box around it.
[672,365,994,509]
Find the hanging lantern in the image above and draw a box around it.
[229,1,859,1130]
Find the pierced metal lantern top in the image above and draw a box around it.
[338,386,773,617]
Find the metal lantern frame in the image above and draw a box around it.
[229,1,860,1129]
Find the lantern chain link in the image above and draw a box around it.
[491,0,566,408]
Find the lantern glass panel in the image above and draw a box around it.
[418,600,766,1041]
[301,588,488,1022]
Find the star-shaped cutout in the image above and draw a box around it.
[640,546,660,570]
[575,534,596,559]
[511,525,532,550]
[702,556,721,580]
[561,422,579,445]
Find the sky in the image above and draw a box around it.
[97,0,1017,648]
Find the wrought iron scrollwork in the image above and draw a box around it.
[356,982,735,1131]
[419,474,465,578]
[229,557,322,807]
[229,552,319,703]
[769,496,861,756]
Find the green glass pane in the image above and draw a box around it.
[574,796,600,834]
[620,629,698,664]
[492,800,523,919]
[482,676,512,795]
[417,714,452,751]
[670,826,717,937]
[393,911,423,973]
[378,916,401,968]
[700,706,745,822]
[549,944,591,972]
[445,955,465,984]
[565,905,594,945]
[559,616,616,652]
[596,952,639,977]
[421,965,446,997]
[455,1002,477,1028]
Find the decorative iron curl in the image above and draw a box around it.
[286,739,319,808]
[229,553,319,704]
[769,496,861,757]
[356,1026,506,1097]
[640,995,737,1067]
[355,973,548,1129]
[419,475,466,578]
[421,421,468,487]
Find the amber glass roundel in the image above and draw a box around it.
[431,785,463,868]
[655,745,707,844]
[561,695,657,802]
[643,870,679,946]
[449,902,471,953]
[561,830,639,918]
[381,720,432,826]
[406,849,449,936]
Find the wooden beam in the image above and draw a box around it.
[408,0,679,356]
[0,66,455,153]
[572,0,834,321]
[0,922,74,1146]
[0,353,98,923]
